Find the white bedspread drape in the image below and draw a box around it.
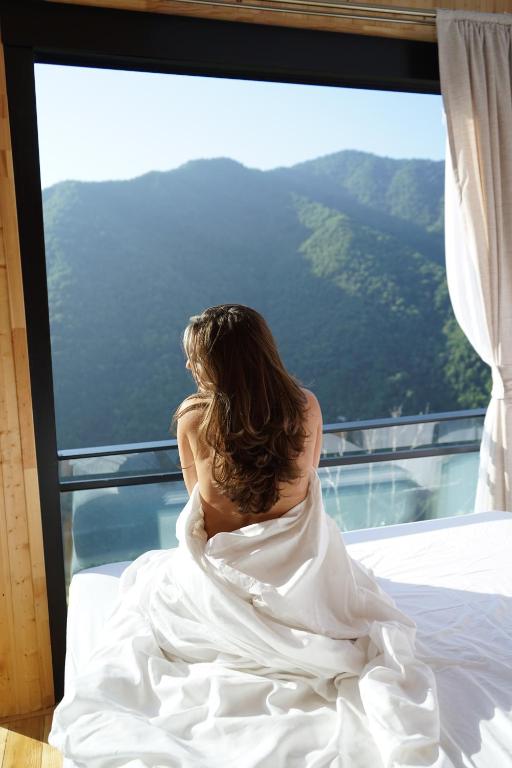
[437,9,512,513]
[49,468,454,768]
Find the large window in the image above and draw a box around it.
[31,63,489,593]
[35,64,489,451]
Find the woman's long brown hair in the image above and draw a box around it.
[171,304,308,515]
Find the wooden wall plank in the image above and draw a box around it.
[0,488,16,709]
[0,245,42,716]
[0,724,62,768]
[23,465,55,709]
[0,43,55,718]
[1,728,43,768]
[0,728,7,767]
[0,92,24,334]
[41,743,62,768]
[0,262,34,716]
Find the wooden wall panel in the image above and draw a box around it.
[47,0,512,42]
[0,43,55,718]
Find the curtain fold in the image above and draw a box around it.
[437,9,512,512]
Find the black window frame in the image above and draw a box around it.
[0,0,440,701]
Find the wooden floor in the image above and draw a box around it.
[0,707,63,767]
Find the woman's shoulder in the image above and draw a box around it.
[175,394,207,427]
[300,387,322,415]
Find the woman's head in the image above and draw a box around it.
[174,304,308,514]
[183,304,290,402]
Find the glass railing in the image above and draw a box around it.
[58,408,486,598]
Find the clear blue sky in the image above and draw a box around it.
[35,64,445,190]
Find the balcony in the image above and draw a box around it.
[57,408,485,598]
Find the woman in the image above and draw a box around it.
[172,303,323,540]
[48,304,451,768]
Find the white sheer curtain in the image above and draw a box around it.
[437,9,512,512]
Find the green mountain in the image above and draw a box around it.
[42,150,490,449]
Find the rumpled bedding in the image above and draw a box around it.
[49,467,455,767]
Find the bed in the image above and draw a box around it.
[60,511,512,767]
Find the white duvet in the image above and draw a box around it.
[49,467,455,768]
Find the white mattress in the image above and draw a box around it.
[62,511,512,767]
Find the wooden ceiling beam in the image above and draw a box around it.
[44,0,512,41]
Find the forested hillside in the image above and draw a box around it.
[42,150,490,449]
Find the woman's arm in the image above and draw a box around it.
[312,397,323,469]
[302,388,323,469]
[177,415,199,496]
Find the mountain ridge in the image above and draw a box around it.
[42,149,489,449]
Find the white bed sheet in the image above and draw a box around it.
[61,511,512,768]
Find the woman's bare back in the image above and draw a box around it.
[177,388,323,540]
